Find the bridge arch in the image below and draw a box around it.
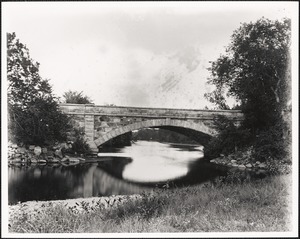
[94,118,216,147]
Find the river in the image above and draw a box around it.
[8,140,229,205]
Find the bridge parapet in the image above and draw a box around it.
[59,104,243,120]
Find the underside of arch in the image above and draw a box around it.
[94,119,216,147]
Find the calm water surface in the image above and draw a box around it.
[8,140,228,204]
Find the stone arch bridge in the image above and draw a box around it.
[59,104,244,153]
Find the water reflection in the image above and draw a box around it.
[8,141,224,204]
[98,141,204,183]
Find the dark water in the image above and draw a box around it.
[8,140,259,205]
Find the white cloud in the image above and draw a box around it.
[3,2,294,109]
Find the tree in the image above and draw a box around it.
[7,33,53,108]
[205,18,291,161]
[7,32,71,145]
[63,90,93,104]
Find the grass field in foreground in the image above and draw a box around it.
[9,174,292,233]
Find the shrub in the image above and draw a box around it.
[204,116,251,159]
[66,127,91,155]
[63,90,93,104]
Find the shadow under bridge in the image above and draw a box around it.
[94,119,215,148]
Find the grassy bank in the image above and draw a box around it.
[9,174,292,233]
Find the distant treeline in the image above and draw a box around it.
[132,128,198,144]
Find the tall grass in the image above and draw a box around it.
[9,174,292,233]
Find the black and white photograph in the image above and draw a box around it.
[1,1,298,237]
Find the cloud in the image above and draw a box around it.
[3,2,293,109]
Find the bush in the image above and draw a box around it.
[8,95,72,146]
[204,116,251,159]
[253,123,287,162]
[63,90,93,104]
[66,127,91,155]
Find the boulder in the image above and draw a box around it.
[238,164,246,169]
[54,149,64,159]
[245,163,252,168]
[38,159,47,164]
[61,157,69,162]
[17,147,26,153]
[41,154,48,161]
[34,146,42,156]
[258,163,267,168]
[11,144,18,149]
[13,158,22,163]
[31,158,38,164]
[29,145,35,150]
[230,160,237,164]
[232,163,239,167]
[69,157,80,163]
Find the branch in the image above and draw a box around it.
[270,77,281,103]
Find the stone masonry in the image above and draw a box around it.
[59,104,244,153]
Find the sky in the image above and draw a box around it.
[2,1,297,109]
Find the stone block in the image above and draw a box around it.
[34,146,42,156]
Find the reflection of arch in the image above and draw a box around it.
[94,119,216,147]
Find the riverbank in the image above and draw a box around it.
[7,141,91,165]
[8,173,292,233]
[209,148,292,175]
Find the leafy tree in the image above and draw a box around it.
[7,33,54,108]
[205,18,291,161]
[7,32,71,145]
[63,90,93,104]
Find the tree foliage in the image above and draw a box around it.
[63,90,93,104]
[205,18,291,161]
[7,32,71,145]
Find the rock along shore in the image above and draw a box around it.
[7,141,88,165]
[209,147,291,175]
